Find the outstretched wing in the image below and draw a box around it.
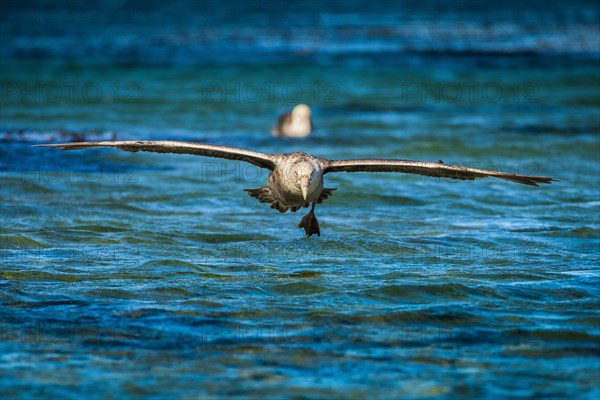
[35,141,276,170]
[324,159,555,186]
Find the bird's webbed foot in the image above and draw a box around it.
[297,204,320,238]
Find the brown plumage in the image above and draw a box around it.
[35,141,556,237]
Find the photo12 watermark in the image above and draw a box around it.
[0,81,141,105]
[0,318,536,347]
[197,0,340,25]
[199,81,339,104]
[400,81,539,105]
[0,161,139,185]
[0,1,139,23]
[1,236,549,268]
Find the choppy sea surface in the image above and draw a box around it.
[1,1,600,399]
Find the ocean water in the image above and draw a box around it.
[1,1,600,399]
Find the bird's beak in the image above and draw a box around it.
[300,175,309,201]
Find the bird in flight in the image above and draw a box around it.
[271,104,313,138]
[36,141,555,237]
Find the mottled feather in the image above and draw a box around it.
[324,159,555,186]
[36,140,556,236]
[34,141,276,170]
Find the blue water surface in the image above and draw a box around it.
[1,1,599,399]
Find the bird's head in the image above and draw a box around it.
[293,161,317,201]
[291,104,311,122]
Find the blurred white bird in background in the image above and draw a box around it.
[271,104,313,138]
